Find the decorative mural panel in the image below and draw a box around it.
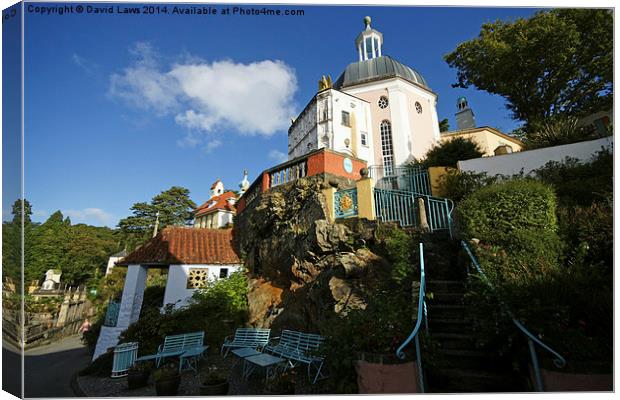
[187,268,209,289]
[335,188,358,218]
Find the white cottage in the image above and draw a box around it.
[92,226,242,360]
[194,180,237,229]
[41,269,62,290]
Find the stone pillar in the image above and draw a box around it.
[356,169,376,221]
[116,264,148,327]
[322,187,336,223]
[418,198,430,232]
[56,292,72,327]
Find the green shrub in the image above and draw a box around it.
[420,137,484,168]
[457,179,558,247]
[118,271,248,355]
[532,149,612,206]
[558,201,613,273]
[437,169,502,203]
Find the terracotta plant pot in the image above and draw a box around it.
[127,370,150,390]
[155,375,181,396]
[199,381,229,396]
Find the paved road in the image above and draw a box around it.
[22,335,91,398]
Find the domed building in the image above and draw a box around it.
[287,17,440,174]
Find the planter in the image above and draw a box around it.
[155,375,181,396]
[127,370,150,390]
[355,359,419,394]
[529,366,612,391]
[199,381,229,396]
[264,382,295,395]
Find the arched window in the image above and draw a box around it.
[380,120,394,175]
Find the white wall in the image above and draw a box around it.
[458,137,613,176]
[287,89,373,164]
[162,264,242,309]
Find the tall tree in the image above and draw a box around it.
[439,118,450,132]
[3,199,34,286]
[118,186,196,250]
[444,9,612,133]
[27,211,71,284]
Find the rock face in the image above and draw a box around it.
[233,175,391,332]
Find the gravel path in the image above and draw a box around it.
[77,351,335,396]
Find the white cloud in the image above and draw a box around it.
[72,53,99,75]
[109,42,298,146]
[269,149,288,164]
[63,208,114,227]
[204,139,222,153]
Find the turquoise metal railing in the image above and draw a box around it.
[395,242,428,393]
[103,300,120,327]
[369,166,431,195]
[373,188,454,236]
[461,240,566,391]
[421,195,454,237]
[334,188,359,218]
[374,188,417,227]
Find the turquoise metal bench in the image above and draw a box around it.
[221,328,271,357]
[136,331,208,373]
[264,329,327,384]
[111,342,138,378]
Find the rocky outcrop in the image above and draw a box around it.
[233,175,391,332]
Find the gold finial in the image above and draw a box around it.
[318,75,333,92]
[364,16,371,28]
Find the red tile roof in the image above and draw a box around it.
[210,179,222,190]
[118,227,241,265]
[195,191,237,217]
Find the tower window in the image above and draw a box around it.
[378,96,389,109]
[361,132,368,146]
[365,37,373,59]
[415,102,423,114]
[341,111,351,127]
[380,120,394,176]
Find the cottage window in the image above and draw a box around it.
[219,268,229,279]
[187,268,209,289]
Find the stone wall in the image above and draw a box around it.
[233,174,391,333]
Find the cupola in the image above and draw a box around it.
[355,16,383,61]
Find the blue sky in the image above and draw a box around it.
[11,3,540,227]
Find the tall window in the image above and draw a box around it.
[341,111,351,127]
[380,120,394,175]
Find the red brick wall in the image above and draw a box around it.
[307,149,366,180]
[261,172,270,192]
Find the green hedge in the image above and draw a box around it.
[457,179,558,246]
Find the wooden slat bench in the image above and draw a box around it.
[264,329,327,384]
[221,328,271,357]
[135,331,207,372]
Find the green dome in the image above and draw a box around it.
[333,55,429,90]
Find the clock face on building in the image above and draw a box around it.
[343,157,353,173]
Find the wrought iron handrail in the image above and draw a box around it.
[461,240,566,391]
[395,242,428,393]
